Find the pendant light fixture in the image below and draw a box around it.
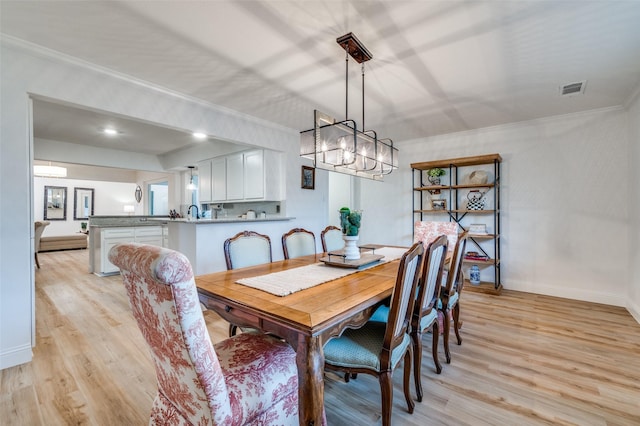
[300,33,398,181]
[34,161,67,178]
[187,166,197,190]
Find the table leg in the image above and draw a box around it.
[295,334,326,426]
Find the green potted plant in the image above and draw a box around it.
[428,167,446,184]
[339,207,362,260]
[427,167,446,194]
[339,207,361,236]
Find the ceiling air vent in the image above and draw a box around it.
[559,80,587,96]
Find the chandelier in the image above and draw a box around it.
[300,33,398,181]
[34,162,67,178]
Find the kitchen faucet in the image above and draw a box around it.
[187,204,199,220]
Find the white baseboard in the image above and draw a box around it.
[505,280,626,307]
[0,344,32,370]
[627,299,640,325]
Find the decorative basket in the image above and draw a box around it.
[467,190,486,210]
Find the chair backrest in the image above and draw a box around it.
[382,242,424,364]
[282,228,316,259]
[224,230,272,270]
[414,234,448,321]
[413,221,458,256]
[108,243,232,424]
[320,225,344,253]
[34,221,50,251]
[443,231,468,297]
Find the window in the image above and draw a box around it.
[148,181,169,215]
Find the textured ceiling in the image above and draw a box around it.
[3,0,640,155]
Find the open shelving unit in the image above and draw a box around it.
[411,154,502,294]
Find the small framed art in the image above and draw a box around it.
[301,166,315,190]
[431,199,447,210]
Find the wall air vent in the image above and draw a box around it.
[560,80,587,96]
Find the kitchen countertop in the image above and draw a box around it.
[154,217,294,224]
[89,221,168,228]
[89,215,170,228]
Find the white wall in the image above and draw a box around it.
[361,107,631,308]
[34,177,138,235]
[627,90,640,322]
[1,39,326,369]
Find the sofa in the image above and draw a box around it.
[39,234,87,252]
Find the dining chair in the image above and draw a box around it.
[323,242,423,426]
[368,235,448,401]
[108,243,300,426]
[34,220,50,269]
[281,227,316,259]
[224,230,272,270]
[224,230,272,336]
[413,221,458,256]
[440,231,468,364]
[320,225,344,253]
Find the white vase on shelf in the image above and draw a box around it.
[342,235,360,260]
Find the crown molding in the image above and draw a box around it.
[1,35,297,136]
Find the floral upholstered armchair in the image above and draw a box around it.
[109,243,299,425]
[413,221,459,256]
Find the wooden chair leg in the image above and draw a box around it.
[379,371,394,426]
[411,330,424,401]
[442,308,451,364]
[432,322,442,374]
[35,253,40,269]
[453,303,462,345]
[228,324,237,337]
[403,349,414,414]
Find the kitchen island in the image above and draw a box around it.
[157,216,295,275]
[89,216,169,276]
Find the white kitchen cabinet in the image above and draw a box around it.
[243,149,264,199]
[134,226,163,247]
[201,149,282,203]
[225,152,244,201]
[211,156,227,202]
[262,149,283,201]
[95,226,164,276]
[197,159,213,202]
[162,226,169,248]
[99,227,135,275]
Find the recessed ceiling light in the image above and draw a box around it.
[193,132,207,140]
[103,128,119,136]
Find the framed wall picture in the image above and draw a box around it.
[301,165,315,190]
[44,186,67,221]
[431,199,447,211]
[73,187,94,220]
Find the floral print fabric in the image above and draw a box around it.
[413,221,459,256]
[109,243,299,425]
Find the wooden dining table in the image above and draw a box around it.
[196,251,404,426]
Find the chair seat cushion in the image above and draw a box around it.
[419,309,438,332]
[369,305,390,323]
[215,333,299,425]
[447,292,459,309]
[324,322,410,371]
[371,303,438,334]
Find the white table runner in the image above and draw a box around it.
[236,246,408,296]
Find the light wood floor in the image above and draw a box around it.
[2,250,639,425]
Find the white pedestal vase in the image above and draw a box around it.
[343,235,360,260]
